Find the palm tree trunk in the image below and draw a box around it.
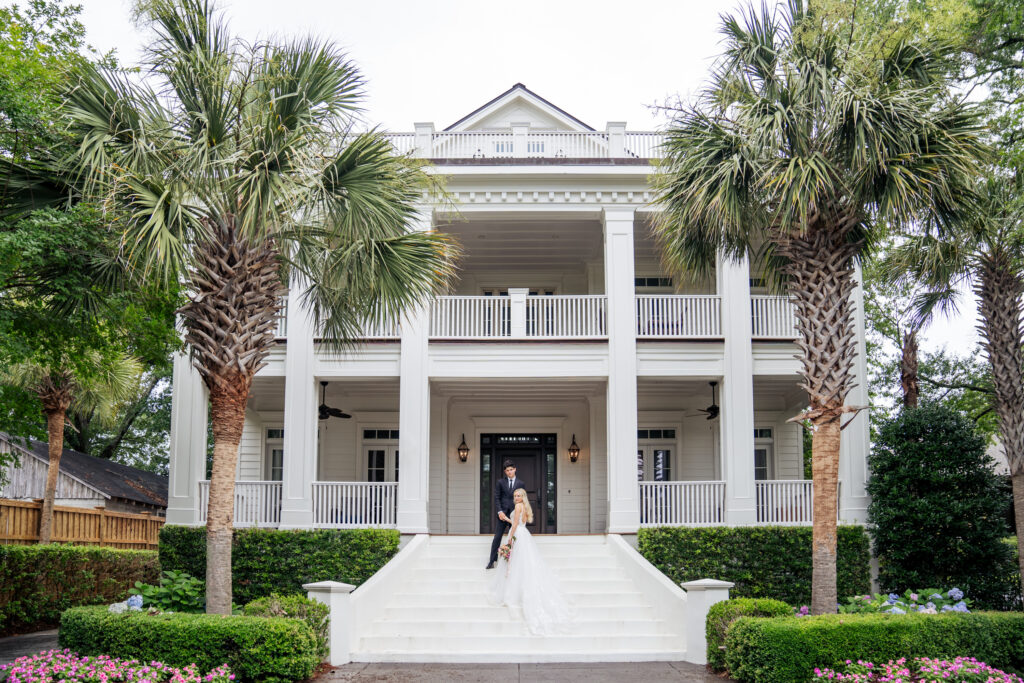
[811,417,840,614]
[38,407,66,544]
[776,219,862,615]
[976,254,1024,597]
[205,381,249,615]
[900,328,919,409]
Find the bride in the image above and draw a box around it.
[488,488,573,634]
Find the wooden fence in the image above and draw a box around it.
[0,499,164,550]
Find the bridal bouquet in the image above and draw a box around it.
[498,536,516,561]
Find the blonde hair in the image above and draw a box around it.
[513,488,534,524]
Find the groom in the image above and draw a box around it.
[486,459,525,569]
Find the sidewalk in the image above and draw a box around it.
[319,662,734,682]
[0,630,59,667]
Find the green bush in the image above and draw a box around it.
[706,598,792,672]
[159,526,400,604]
[130,570,206,613]
[868,404,1021,610]
[724,612,1024,683]
[243,593,329,660]
[0,545,159,636]
[59,605,318,683]
[637,526,871,606]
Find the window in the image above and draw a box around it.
[754,427,774,480]
[634,277,673,288]
[753,428,773,439]
[638,429,676,440]
[637,427,677,482]
[363,429,399,440]
[363,427,398,482]
[264,428,284,481]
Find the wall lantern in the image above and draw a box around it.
[568,434,580,463]
[457,434,470,462]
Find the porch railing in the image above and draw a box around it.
[430,296,511,339]
[525,295,606,338]
[755,480,813,524]
[751,296,798,339]
[312,482,398,528]
[636,295,721,338]
[639,481,725,527]
[405,131,667,160]
[198,481,282,527]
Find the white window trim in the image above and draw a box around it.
[263,424,284,481]
[357,423,399,483]
[754,425,775,479]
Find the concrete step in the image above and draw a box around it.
[411,566,628,581]
[358,633,683,654]
[380,604,657,622]
[367,618,671,638]
[390,590,650,609]
[351,649,688,664]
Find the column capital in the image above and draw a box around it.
[602,206,636,225]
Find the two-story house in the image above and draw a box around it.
[165,83,870,538]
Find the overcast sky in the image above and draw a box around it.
[70,0,978,355]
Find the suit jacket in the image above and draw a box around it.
[494,476,526,518]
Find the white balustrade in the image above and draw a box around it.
[429,296,511,339]
[639,481,725,527]
[525,295,607,338]
[359,318,401,339]
[751,296,798,339]
[312,482,398,528]
[623,132,667,159]
[275,297,288,338]
[755,480,813,525]
[197,480,282,527]
[636,295,722,338]
[384,133,415,155]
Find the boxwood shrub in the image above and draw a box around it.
[0,545,159,636]
[724,612,1024,683]
[638,525,870,606]
[706,598,792,672]
[160,526,400,603]
[59,605,318,683]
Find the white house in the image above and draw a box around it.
[166,83,871,537]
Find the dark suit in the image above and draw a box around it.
[488,475,526,565]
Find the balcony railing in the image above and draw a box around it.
[755,480,813,525]
[198,481,282,528]
[639,481,725,527]
[430,293,607,340]
[636,295,721,338]
[751,296,798,339]
[312,482,398,528]
[386,131,666,160]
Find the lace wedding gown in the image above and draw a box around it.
[488,513,573,635]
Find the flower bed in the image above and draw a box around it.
[814,657,1022,682]
[0,649,233,682]
[839,589,969,615]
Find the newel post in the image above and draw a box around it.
[304,580,356,665]
[681,578,734,665]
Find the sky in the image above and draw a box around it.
[70,0,979,355]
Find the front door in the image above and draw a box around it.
[480,433,557,534]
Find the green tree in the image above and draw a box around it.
[868,403,1018,610]
[653,1,985,613]
[885,173,1024,600]
[65,0,457,614]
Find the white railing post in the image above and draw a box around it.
[508,288,528,338]
[606,122,627,157]
[413,122,434,158]
[511,123,529,157]
[304,580,355,665]
[681,579,735,665]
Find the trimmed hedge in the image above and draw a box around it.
[160,526,400,604]
[638,525,871,605]
[724,612,1024,683]
[706,598,792,672]
[243,593,329,660]
[60,605,318,683]
[0,545,159,636]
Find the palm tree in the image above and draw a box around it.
[652,1,985,613]
[64,0,456,614]
[884,173,1024,599]
[1,353,142,543]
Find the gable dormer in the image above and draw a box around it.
[444,83,594,132]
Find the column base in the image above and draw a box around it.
[164,506,200,526]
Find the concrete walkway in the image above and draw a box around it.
[320,662,734,682]
[0,630,59,667]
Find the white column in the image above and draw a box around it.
[840,265,870,523]
[304,580,355,665]
[719,253,757,525]
[606,121,626,157]
[280,282,318,528]
[680,579,734,665]
[603,207,640,533]
[397,212,433,533]
[167,351,208,525]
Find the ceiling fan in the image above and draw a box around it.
[689,381,719,421]
[318,381,351,420]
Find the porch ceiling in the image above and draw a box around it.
[437,218,602,273]
[432,378,605,401]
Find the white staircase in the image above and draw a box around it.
[351,535,688,663]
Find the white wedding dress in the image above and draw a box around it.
[488,509,573,635]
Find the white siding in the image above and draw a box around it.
[237,410,263,480]
[589,395,607,532]
[428,395,445,533]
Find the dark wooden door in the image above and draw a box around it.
[480,434,557,534]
